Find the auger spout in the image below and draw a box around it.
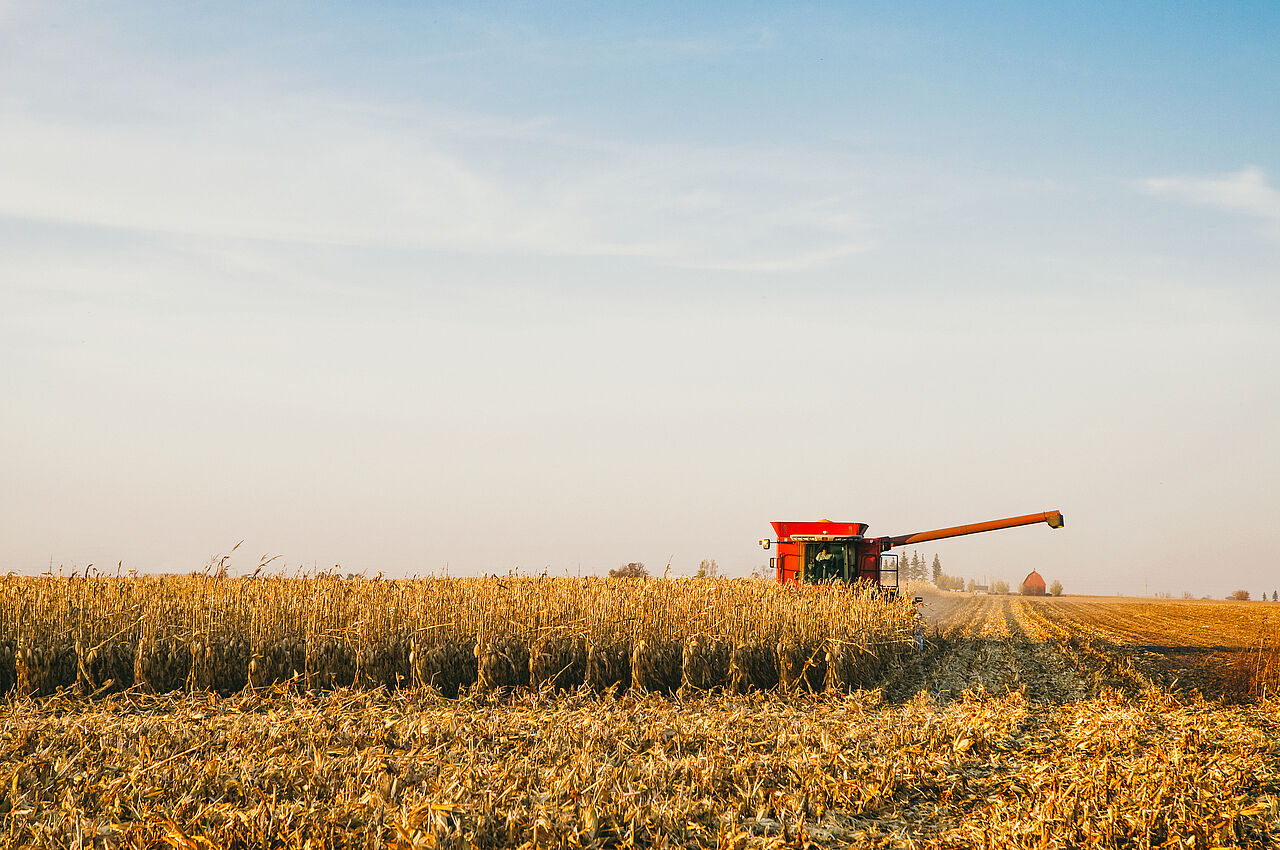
[887,510,1064,549]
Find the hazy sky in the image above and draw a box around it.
[3,2,1278,597]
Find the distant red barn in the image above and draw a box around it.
[1020,570,1047,596]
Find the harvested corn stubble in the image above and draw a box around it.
[3,679,1276,849]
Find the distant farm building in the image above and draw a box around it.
[1021,570,1047,596]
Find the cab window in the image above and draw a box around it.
[803,542,847,583]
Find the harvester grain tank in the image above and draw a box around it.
[759,510,1064,594]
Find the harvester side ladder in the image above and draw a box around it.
[879,552,899,594]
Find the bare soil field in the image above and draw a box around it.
[2,585,1279,848]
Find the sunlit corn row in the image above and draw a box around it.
[1222,620,1280,703]
[0,575,915,698]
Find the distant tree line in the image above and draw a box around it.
[909,546,1063,596]
[609,562,649,578]
[1227,590,1280,601]
[609,560,721,579]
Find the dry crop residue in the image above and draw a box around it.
[2,685,1277,848]
[1023,595,1280,697]
[2,582,1279,847]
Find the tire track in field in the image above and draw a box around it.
[887,594,1154,704]
[1025,597,1275,697]
[1002,597,1093,703]
[881,594,993,703]
[884,597,1045,703]
[1021,599,1159,696]
[922,593,983,637]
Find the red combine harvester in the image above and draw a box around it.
[759,510,1064,595]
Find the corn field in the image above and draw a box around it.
[3,581,1279,848]
[0,574,916,699]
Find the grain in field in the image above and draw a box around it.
[630,637,683,692]
[827,638,877,691]
[1223,620,1280,703]
[357,631,412,690]
[476,636,530,692]
[530,634,586,691]
[4,579,1277,846]
[412,637,477,697]
[185,576,251,694]
[777,636,827,691]
[0,639,15,694]
[0,574,915,699]
[16,641,77,696]
[80,639,135,694]
[190,635,248,695]
[250,637,305,689]
[680,634,731,692]
[308,637,357,690]
[134,636,191,693]
[728,640,778,691]
[584,641,631,692]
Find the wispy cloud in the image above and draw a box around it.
[629,27,773,59]
[0,4,879,274]
[1141,167,1280,239]
[0,92,874,272]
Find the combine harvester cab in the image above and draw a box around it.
[759,510,1064,597]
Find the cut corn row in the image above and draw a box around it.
[6,685,1277,848]
[0,575,914,698]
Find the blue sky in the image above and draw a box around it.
[2,2,1278,596]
